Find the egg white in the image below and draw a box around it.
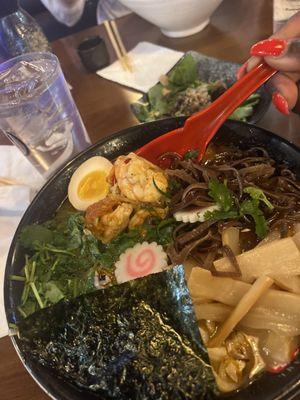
[68,156,113,211]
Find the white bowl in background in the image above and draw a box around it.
[119,0,223,38]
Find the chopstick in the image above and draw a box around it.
[103,20,133,72]
[110,20,133,72]
[0,177,22,186]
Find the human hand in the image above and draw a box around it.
[237,11,300,115]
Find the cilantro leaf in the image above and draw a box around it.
[229,94,261,121]
[183,149,199,160]
[168,178,182,193]
[44,281,64,303]
[20,225,53,250]
[240,199,267,238]
[66,213,84,249]
[98,217,177,269]
[243,187,274,209]
[208,178,235,212]
[205,178,270,238]
[241,93,261,106]
[15,212,102,318]
[205,209,239,221]
[229,105,254,121]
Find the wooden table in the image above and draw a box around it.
[1,1,300,399]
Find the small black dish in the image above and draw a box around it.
[4,119,300,400]
[77,36,110,72]
[131,51,271,124]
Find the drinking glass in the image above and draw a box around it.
[0,52,91,178]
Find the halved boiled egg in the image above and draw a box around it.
[68,156,113,211]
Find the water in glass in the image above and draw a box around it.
[0,53,91,177]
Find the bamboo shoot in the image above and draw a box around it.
[194,303,300,336]
[208,276,274,347]
[222,227,240,256]
[274,276,300,294]
[214,237,300,282]
[188,268,300,318]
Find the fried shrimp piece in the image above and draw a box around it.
[128,207,168,230]
[85,196,133,243]
[114,153,168,203]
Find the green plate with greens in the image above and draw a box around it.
[131,52,271,123]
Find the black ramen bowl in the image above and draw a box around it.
[131,52,271,124]
[4,118,300,400]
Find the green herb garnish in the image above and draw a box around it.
[13,210,178,318]
[228,93,260,122]
[240,186,274,237]
[168,177,183,193]
[183,149,199,160]
[240,199,268,238]
[205,179,273,238]
[13,212,100,317]
[168,53,198,90]
[133,54,261,122]
[208,177,235,212]
[243,186,274,209]
[97,217,177,268]
[19,225,53,250]
[205,209,240,221]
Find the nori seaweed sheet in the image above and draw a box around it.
[17,265,218,399]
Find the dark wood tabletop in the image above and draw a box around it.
[1,1,300,399]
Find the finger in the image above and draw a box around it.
[267,72,299,113]
[265,39,300,72]
[240,11,300,79]
[294,82,300,114]
[251,38,287,57]
[246,56,263,72]
[236,56,262,79]
[272,11,300,39]
[250,39,300,72]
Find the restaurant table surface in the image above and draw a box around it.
[1,0,300,399]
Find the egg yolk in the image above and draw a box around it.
[77,171,108,200]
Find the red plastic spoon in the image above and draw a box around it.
[136,63,276,163]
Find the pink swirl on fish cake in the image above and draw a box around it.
[115,242,167,284]
[126,249,155,278]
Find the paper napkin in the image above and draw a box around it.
[0,146,45,337]
[97,41,184,92]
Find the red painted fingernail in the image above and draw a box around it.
[250,38,287,57]
[272,92,290,115]
[236,62,248,80]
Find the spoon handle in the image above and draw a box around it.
[185,63,276,157]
